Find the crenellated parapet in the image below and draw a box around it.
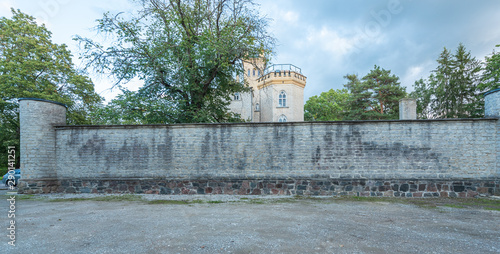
[257,64,306,89]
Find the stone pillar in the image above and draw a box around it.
[484,88,500,181]
[19,98,66,181]
[399,98,417,120]
[484,88,500,117]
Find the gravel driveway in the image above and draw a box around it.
[1,191,499,254]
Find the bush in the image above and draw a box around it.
[0,167,9,176]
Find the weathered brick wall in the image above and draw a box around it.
[54,119,498,181]
[17,97,500,196]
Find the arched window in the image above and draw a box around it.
[255,103,260,112]
[253,69,256,76]
[234,92,240,101]
[247,69,250,76]
[278,115,287,122]
[279,90,287,107]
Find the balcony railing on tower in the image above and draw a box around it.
[257,64,306,83]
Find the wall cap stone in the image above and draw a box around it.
[54,117,499,130]
[484,88,500,97]
[19,97,67,108]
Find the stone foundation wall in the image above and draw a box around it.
[18,178,499,198]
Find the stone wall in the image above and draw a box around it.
[17,95,500,196]
[52,120,498,181]
[21,179,499,197]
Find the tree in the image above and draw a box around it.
[304,88,350,121]
[344,65,406,120]
[481,44,500,92]
[410,44,482,119]
[76,0,274,123]
[0,9,102,168]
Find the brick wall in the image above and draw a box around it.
[19,98,66,180]
[17,97,500,196]
[53,120,497,180]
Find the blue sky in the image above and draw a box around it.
[2,0,500,103]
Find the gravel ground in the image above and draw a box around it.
[1,191,499,254]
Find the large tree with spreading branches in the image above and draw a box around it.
[76,0,275,123]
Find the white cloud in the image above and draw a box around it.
[283,10,299,23]
[0,0,14,16]
[299,26,359,62]
[400,62,434,91]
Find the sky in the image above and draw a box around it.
[2,0,500,103]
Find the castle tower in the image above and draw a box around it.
[229,57,307,122]
[19,98,67,184]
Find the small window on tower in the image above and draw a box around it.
[234,92,241,101]
[278,90,287,107]
[248,69,250,76]
[253,69,256,76]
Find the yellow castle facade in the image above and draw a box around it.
[229,58,306,122]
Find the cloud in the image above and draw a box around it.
[282,10,299,23]
[300,26,372,64]
[0,0,14,16]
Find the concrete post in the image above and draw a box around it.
[484,88,500,180]
[484,88,500,118]
[19,98,66,181]
[399,98,417,120]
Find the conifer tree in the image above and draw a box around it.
[344,65,406,120]
[411,44,482,118]
[481,44,500,92]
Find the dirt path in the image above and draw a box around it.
[1,193,499,253]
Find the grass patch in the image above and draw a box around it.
[7,191,500,211]
[50,197,88,202]
[148,200,190,205]
[484,207,500,211]
[207,200,225,204]
[147,199,205,205]
[13,194,37,200]
[49,194,143,202]
[443,204,465,209]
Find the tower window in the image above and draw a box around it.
[234,92,241,101]
[279,90,287,107]
[278,115,287,122]
[258,70,261,76]
[255,103,260,112]
[248,69,250,76]
[253,69,256,76]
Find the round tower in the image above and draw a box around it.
[256,64,307,122]
[484,88,500,118]
[19,98,67,183]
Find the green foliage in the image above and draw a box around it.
[92,85,243,125]
[0,9,102,168]
[0,167,8,176]
[344,65,406,120]
[304,88,351,121]
[481,44,500,91]
[410,44,483,119]
[76,0,274,124]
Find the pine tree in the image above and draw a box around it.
[411,44,482,118]
[481,44,500,91]
[344,66,406,120]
